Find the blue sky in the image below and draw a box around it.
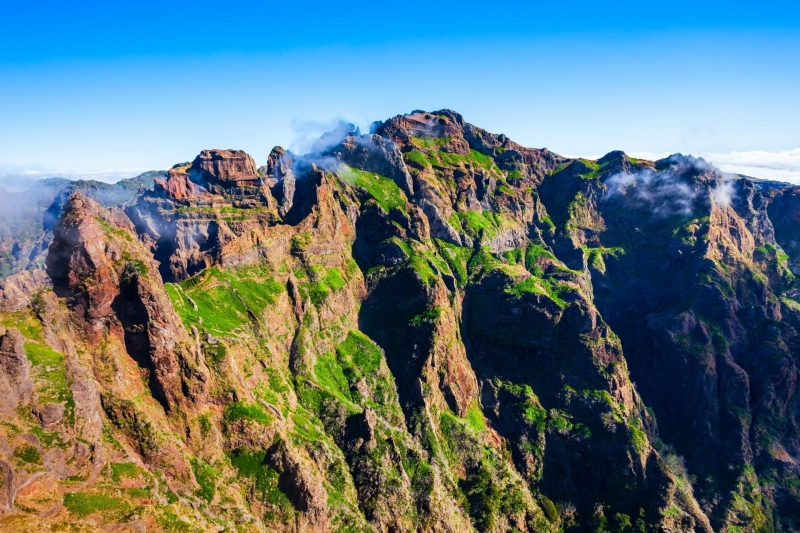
[1,1,799,188]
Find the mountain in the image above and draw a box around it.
[1,110,799,533]
[0,171,162,277]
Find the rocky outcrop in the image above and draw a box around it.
[266,146,296,216]
[153,166,212,200]
[329,134,414,196]
[0,269,50,311]
[46,192,208,412]
[0,328,32,413]
[190,149,259,185]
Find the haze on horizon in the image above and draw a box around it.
[1,0,799,189]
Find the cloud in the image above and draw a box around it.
[627,149,800,184]
[712,177,735,207]
[604,161,704,217]
[289,118,359,155]
[702,148,800,184]
[0,167,150,193]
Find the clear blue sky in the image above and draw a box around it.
[1,1,799,186]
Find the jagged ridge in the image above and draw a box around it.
[0,109,799,533]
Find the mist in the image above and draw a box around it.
[603,154,724,216]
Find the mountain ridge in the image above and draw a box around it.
[0,109,799,533]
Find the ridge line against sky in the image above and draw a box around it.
[1,1,798,187]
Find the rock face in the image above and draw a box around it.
[0,269,50,311]
[1,109,799,533]
[46,192,208,412]
[266,146,296,216]
[190,149,259,185]
[0,328,32,413]
[329,133,415,196]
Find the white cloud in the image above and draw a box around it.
[702,149,800,184]
[611,150,800,184]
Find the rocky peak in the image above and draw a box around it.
[4,109,800,533]
[265,146,296,215]
[265,146,293,185]
[153,165,213,201]
[190,149,259,185]
[46,192,208,411]
[373,109,465,144]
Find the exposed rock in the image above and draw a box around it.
[0,269,50,311]
[268,442,329,530]
[329,134,414,196]
[3,109,800,533]
[46,192,209,411]
[153,166,212,200]
[0,328,32,413]
[267,147,296,216]
[190,149,259,185]
[34,402,65,427]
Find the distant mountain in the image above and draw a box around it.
[1,111,799,533]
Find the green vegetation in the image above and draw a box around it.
[157,507,196,532]
[450,210,505,239]
[460,459,501,531]
[64,492,129,518]
[524,243,555,274]
[502,248,524,265]
[467,247,500,275]
[314,351,351,402]
[403,150,431,169]
[576,159,603,180]
[505,275,570,308]
[410,307,442,326]
[14,444,42,465]
[25,342,74,422]
[339,165,407,213]
[299,265,347,306]
[409,136,452,149]
[166,265,282,335]
[521,399,547,432]
[390,238,442,285]
[565,192,591,232]
[110,462,144,482]
[228,448,294,518]
[336,330,382,375]
[304,330,387,417]
[436,240,473,285]
[95,216,133,243]
[191,458,219,502]
[583,246,625,272]
[1,310,44,341]
[465,403,486,433]
[223,402,272,425]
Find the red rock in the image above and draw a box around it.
[154,168,211,200]
[190,149,258,185]
[0,328,32,413]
